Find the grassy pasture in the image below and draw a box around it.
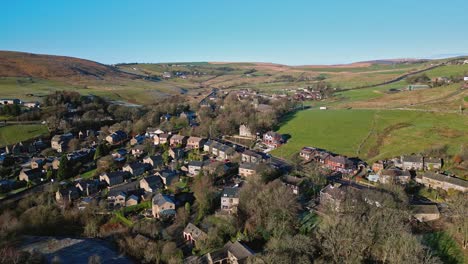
[271,109,467,162]
[0,124,49,146]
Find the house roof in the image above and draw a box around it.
[22,168,43,178]
[329,155,352,165]
[152,193,175,207]
[380,169,411,177]
[145,155,163,163]
[188,160,204,167]
[242,150,262,159]
[402,155,423,163]
[412,204,439,215]
[133,145,146,151]
[141,175,163,188]
[127,194,140,201]
[425,157,441,164]
[125,162,148,171]
[219,144,235,154]
[421,172,468,188]
[108,181,140,197]
[222,187,240,198]
[224,241,254,261]
[158,169,177,178]
[321,184,345,201]
[188,136,203,143]
[58,186,80,197]
[184,223,207,240]
[264,131,282,139]
[204,140,215,147]
[104,171,126,179]
[76,179,98,187]
[159,133,171,139]
[171,135,186,141]
[239,162,257,171]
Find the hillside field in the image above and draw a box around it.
[271,109,467,163]
[0,124,49,146]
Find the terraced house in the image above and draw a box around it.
[416,172,467,192]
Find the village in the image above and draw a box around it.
[1,89,467,263]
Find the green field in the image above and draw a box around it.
[0,124,49,146]
[271,109,468,162]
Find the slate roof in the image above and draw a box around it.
[141,175,163,189]
[242,150,262,159]
[421,172,468,188]
[402,155,423,163]
[425,157,442,164]
[225,241,254,261]
[412,204,440,215]
[188,160,204,167]
[152,193,175,207]
[184,223,207,240]
[126,162,148,171]
[239,162,257,170]
[108,181,140,197]
[222,187,240,198]
[380,168,411,177]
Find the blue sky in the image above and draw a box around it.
[2,0,467,65]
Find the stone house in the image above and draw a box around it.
[107,181,142,207]
[169,135,187,147]
[130,134,145,146]
[152,193,176,219]
[183,223,207,246]
[239,124,255,139]
[169,148,185,160]
[424,157,442,171]
[157,169,179,187]
[51,133,74,153]
[75,180,99,196]
[187,137,205,150]
[126,194,140,206]
[19,168,43,182]
[217,145,236,161]
[99,171,126,187]
[143,155,163,168]
[31,158,46,169]
[239,163,258,177]
[415,172,467,192]
[319,184,346,211]
[105,130,127,145]
[123,162,149,176]
[154,133,171,145]
[221,187,240,214]
[203,140,215,153]
[379,168,411,184]
[412,204,440,222]
[131,145,146,158]
[140,175,163,193]
[188,160,206,176]
[401,155,424,170]
[241,150,262,164]
[55,186,81,202]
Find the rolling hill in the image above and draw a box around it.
[0,51,139,81]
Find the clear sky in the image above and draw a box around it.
[2,0,468,65]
